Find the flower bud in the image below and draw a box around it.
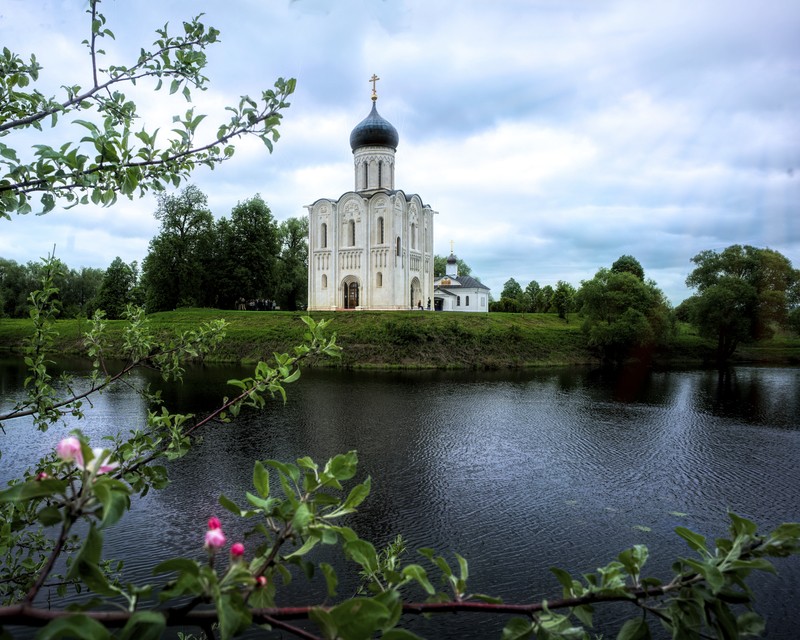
[256,575,268,588]
[204,527,226,550]
[208,516,222,530]
[231,542,245,557]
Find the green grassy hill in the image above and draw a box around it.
[1,309,798,368]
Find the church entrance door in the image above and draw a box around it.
[343,282,359,309]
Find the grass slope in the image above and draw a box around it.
[1,309,798,368]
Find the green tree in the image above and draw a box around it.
[60,266,104,317]
[276,216,309,310]
[523,280,540,313]
[500,277,523,302]
[611,254,645,281]
[576,258,673,364]
[94,257,140,319]
[0,258,34,317]
[224,195,280,304]
[141,185,215,311]
[433,254,472,277]
[0,1,294,219]
[551,280,576,320]
[538,284,555,313]
[685,245,799,363]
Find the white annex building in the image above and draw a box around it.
[433,251,491,312]
[306,78,435,310]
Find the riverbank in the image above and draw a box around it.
[1,308,798,368]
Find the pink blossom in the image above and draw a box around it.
[36,472,49,480]
[56,437,82,463]
[256,576,268,588]
[231,542,245,557]
[78,448,119,475]
[208,516,222,530]
[56,438,118,476]
[204,527,226,550]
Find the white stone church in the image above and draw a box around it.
[306,81,435,310]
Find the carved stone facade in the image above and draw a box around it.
[306,96,435,310]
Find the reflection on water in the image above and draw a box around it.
[1,361,798,638]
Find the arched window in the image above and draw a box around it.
[396,237,401,257]
[466,295,470,306]
[457,296,461,307]
[349,220,356,246]
[320,223,327,249]
[411,223,416,250]
[321,274,328,289]
[377,217,385,244]
[378,161,383,188]
[376,272,383,287]
[363,163,368,189]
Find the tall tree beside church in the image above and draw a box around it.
[276,216,308,310]
[215,195,280,306]
[141,185,215,311]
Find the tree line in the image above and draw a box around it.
[0,186,308,319]
[491,251,800,364]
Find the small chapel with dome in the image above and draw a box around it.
[306,76,435,310]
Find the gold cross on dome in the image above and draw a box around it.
[369,74,380,100]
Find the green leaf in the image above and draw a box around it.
[118,611,166,640]
[67,524,103,580]
[320,562,339,597]
[737,612,765,636]
[675,526,708,555]
[327,477,371,518]
[36,614,111,639]
[286,535,319,559]
[344,539,379,573]
[402,564,435,595]
[218,493,241,516]
[617,618,651,640]
[253,460,270,498]
[329,598,390,640]
[501,617,534,640]
[153,557,200,576]
[92,477,131,529]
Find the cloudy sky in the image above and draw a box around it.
[1,0,798,304]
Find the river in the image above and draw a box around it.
[1,359,799,638]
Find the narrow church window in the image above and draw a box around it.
[396,237,401,256]
[378,161,383,188]
[378,216,384,244]
[349,220,356,246]
[466,295,470,306]
[457,296,461,307]
[376,272,383,287]
[411,223,416,250]
[321,223,328,248]
[363,162,368,189]
[322,274,328,289]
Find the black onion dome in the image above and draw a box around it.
[349,102,399,151]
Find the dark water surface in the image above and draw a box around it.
[1,361,799,638]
